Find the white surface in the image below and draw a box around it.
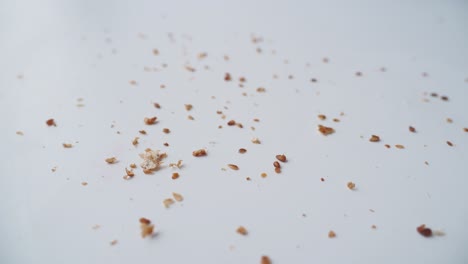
[1,0,468,263]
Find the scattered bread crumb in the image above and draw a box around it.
[62,143,73,148]
[105,157,117,164]
[144,117,157,125]
[228,164,239,170]
[169,160,183,169]
[328,230,336,238]
[132,137,139,146]
[256,87,266,93]
[163,198,175,208]
[417,224,432,237]
[276,154,287,162]
[347,182,356,190]
[187,115,195,120]
[153,102,161,109]
[369,135,380,142]
[172,192,183,202]
[184,104,193,111]
[81,182,88,186]
[261,256,272,264]
[139,218,154,238]
[395,144,405,149]
[236,226,248,236]
[447,141,454,147]
[261,173,267,178]
[251,138,261,144]
[192,149,207,157]
[110,240,118,246]
[238,148,247,154]
[409,126,416,133]
[318,125,334,136]
[139,130,147,135]
[224,73,232,81]
[139,149,167,171]
[16,131,24,135]
[163,128,171,134]
[46,118,56,127]
[318,114,326,120]
[171,172,180,180]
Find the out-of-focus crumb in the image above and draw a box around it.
[395,144,405,149]
[317,114,326,120]
[129,80,137,86]
[105,157,117,164]
[63,143,73,148]
[261,173,267,178]
[16,131,24,135]
[187,115,195,120]
[261,256,272,264]
[417,224,432,237]
[318,125,334,136]
[236,226,248,236]
[192,149,207,157]
[144,117,157,125]
[347,182,356,190]
[51,166,57,172]
[169,160,183,169]
[110,240,118,246]
[163,128,171,134]
[163,198,175,208]
[172,192,183,202]
[446,118,453,123]
[46,119,56,127]
[256,87,266,93]
[328,230,336,238]
[238,148,247,154]
[153,102,161,109]
[447,141,454,147]
[81,182,88,186]
[251,138,261,144]
[369,135,380,142]
[139,130,147,135]
[184,104,193,111]
[129,163,137,169]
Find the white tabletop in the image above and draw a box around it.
[1,0,468,263]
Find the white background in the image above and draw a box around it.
[1,0,468,263]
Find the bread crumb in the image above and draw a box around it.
[163,198,175,208]
[139,218,154,238]
[62,143,73,148]
[369,135,380,142]
[228,164,239,170]
[129,163,137,169]
[124,168,135,179]
[139,130,147,135]
[251,138,261,144]
[328,230,336,238]
[261,256,272,264]
[261,173,267,178]
[139,149,167,171]
[238,148,247,154]
[256,87,266,93]
[129,80,137,86]
[333,118,340,122]
[184,104,193,111]
[144,117,157,125]
[347,182,356,190]
[51,166,57,172]
[16,131,24,136]
[447,141,454,147]
[446,118,453,123]
[105,157,117,164]
[171,172,180,180]
[236,226,248,236]
[162,128,171,134]
[384,144,391,149]
[153,102,161,109]
[46,118,56,127]
[371,225,377,229]
[224,73,232,81]
[187,115,194,120]
[395,144,405,149]
[276,154,287,162]
[317,114,326,120]
[81,182,88,186]
[417,224,432,237]
[132,137,139,146]
[110,240,118,246]
[192,149,207,157]
[227,120,236,126]
[152,49,159,55]
[409,126,416,133]
[172,192,183,202]
[318,125,334,136]
[273,161,281,169]
[463,128,468,132]
[169,160,183,169]
[274,167,281,174]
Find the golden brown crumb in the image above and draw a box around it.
[318,125,334,136]
[184,104,193,111]
[105,157,117,164]
[162,128,170,134]
[273,161,281,169]
[238,148,247,154]
[163,198,175,208]
[228,164,239,170]
[171,172,180,180]
[328,230,336,238]
[224,73,232,81]
[125,168,135,178]
[369,135,380,142]
[276,154,287,163]
[333,118,340,122]
[132,137,139,146]
[62,143,73,148]
[46,118,56,127]
[409,126,416,133]
[16,131,24,136]
[140,218,154,238]
[110,240,118,246]
[261,173,267,178]
[447,141,454,147]
[347,182,356,190]
[236,226,248,236]
[239,77,246,82]
[236,123,243,128]
[251,138,261,144]
[81,182,88,186]
[144,117,157,125]
[130,163,137,169]
[172,192,183,202]
[256,87,266,93]
[187,115,194,120]
[227,120,236,126]
[192,149,207,157]
[317,114,326,120]
[395,144,405,149]
[274,167,281,174]
[384,144,391,148]
[169,160,183,169]
[163,142,169,147]
[261,256,272,264]
[139,130,147,135]
[253,118,260,122]
[417,224,432,237]
[153,102,161,109]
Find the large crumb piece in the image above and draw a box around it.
[347,182,356,190]
[260,255,272,264]
[46,118,56,127]
[228,164,239,170]
[318,125,334,136]
[328,230,336,238]
[105,157,117,164]
[192,149,207,157]
[144,117,158,125]
[417,224,433,237]
[172,192,184,202]
[62,143,73,148]
[369,135,380,142]
[139,218,154,238]
[139,148,167,171]
[163,198,175,208]
[236,226,248,236]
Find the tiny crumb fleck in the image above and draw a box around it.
[172,172,180,180]
[105,157,117,164]
[371,225,377,229]
[276,154,287,162]
[62,143,73,148]
[163,142,169,147]
[228,164,239,170]
[256,87,266,93]
[274,167,281,174]
[110,240,118,246]
[16,131,24,136]
[172,192,183,202]
[238,148,247,154]
[463,128,468,132]
[129,80,138,86]
[355,71,362,77]
[144,117,157,125]
[333,118,340,122]
[347,182,356,190]
[46,118,56,127]
[384,144,391,148]
[251,138,261,144]
[273,161,281,169]
[227,120,236,126]
[187,115,194,120]
[446,118,453,123]
[236,226,248,236]
[81,182,88,186]
[395,144,405,149]
[369,135,380,142]
[139,130,147,135]
[153,102,161,109]
[320,178,325,182]
[261,173,267,178]
[447,141,453,147]
[261,256,272,264]
[224,73,232,81]
[163,198,175,208]
[132,137,139,146]
[441,96,449,101]
[192,149,207,157]
[409,126,416,133]
[184,104,193,111]
[328,230,336,238]
[317,114,326,120]
[417,224,432,237]
[318,125,334,136]
[162,128,171,134]
[152,49,159,55]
